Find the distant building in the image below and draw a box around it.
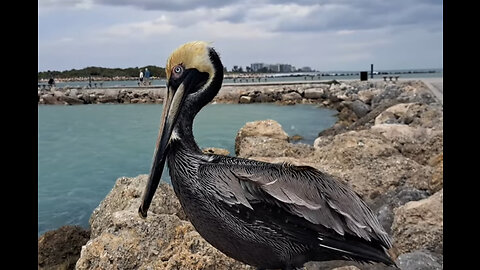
[251,63,265,72]
[279,64,293,73]
[299,66,312,72]
[249,62,296,73]
[268,64,280,72]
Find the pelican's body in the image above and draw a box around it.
[139,42,395,269]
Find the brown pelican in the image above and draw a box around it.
[138,41,395,270]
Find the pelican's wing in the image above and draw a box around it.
[198,158,392,249]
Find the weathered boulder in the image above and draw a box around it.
[77,175,254,270]
[214,86,242,103]
[391,189,443,254]
[237,136,314,159]
[397,81,438,105]
[60,96,85,105]
[371,124,432,144]
[310,130,432,202]
[332,266,362,270]
[304,88,325,99]
[304,260,396,270]
[235,119,289,155]
[395,250,443,270]
[281,91,302,102]
[89,175,185,238]
[371,123,443,167]
[428,153,443,192]
[349,100,371,118]
[97,89,120,103]
[202,147,230,156]
[369,186,430,235]
[66,88,78,97]
[357,88,381,105]
[374,103,443,129]
[38,225,90,270]
[239,96,253,104]
[371,84,403,108]
[40,95,64,105]
[52,90,66,98]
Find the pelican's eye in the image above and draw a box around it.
[172,65,184,78]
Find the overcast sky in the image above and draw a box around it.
[38,0,443,72]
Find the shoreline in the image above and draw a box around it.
[38,78,442,106]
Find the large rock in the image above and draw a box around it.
[397,81,438,105]
[349,100,371,118]
[202,147,230,156]
[374,103,443,130]
[40,95,64,105]
[239,96,253,104]
[395,250,443,270]
[60,96,85,105]
[281,91,302,102]
[237,136,314,159]
[371,124,433,143]
[370,186,430,235]
[371,123,443,167]
[357,88,381,105]
[371,84,403,108]
[89,175,185,238]
[391,189,443,255]
[38,225,90,270]
[97,90,120,103]
[428,153,443,192]
[310,130,432,203]
[304,88,325,99]
[77,175,254,270]
[214,86,242,103]
[235,119,289,155]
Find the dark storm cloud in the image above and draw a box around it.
[91,0,442,33]
[270,0,443,33]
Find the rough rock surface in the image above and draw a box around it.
[234,119,290,155]
[369,186,430,235]
[43,80,443,269]
[201,147,230,156]
[395,250,443,270]
[38,225,90,270]
[77,175,254,270]
[89,176,185,238]
[309,130,433,203]
[391,189,443,255]
[428,154,443,192]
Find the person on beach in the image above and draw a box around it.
[48,77,55,89]
[139,69,144,86]
[144,68,151,85]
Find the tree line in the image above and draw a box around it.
[38,66,167,80]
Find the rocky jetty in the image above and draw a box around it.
[38,80,443,269]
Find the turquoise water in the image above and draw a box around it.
[38,103,337,236]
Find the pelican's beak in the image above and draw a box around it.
[138,81,187,218]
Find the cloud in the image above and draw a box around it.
[38,0,443,71]
[95,0,239,11]
[99,16,175,39]
[39,0,94,9]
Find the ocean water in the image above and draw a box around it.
[38,103,337,236]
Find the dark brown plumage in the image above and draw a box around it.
[139,41,396,270]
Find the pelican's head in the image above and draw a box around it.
[139,41,224,218]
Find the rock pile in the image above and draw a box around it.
[38,80,443,269]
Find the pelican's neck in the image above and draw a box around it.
[171,111,201,154]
